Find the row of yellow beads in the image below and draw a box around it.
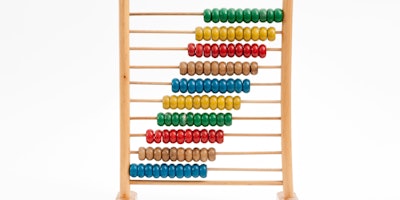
[163,95,241,110]
[195,26,276,42]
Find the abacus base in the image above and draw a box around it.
[116,191,137,200]
[277,192,298,200]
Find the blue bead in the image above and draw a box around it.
[145,164,153,178]
[203,78,212,93]
[172,78,180,93]
[243,79,250,93]
[192,164,200,178]
[184,164,192,178]
[188,79,196,94]
[176,164,184,179]
[137,164,145,178]
[199,164,207,178]
[160,164,168,178]
[180,78,188,93]
[195,79,203,93]
[129,164,138,177]
[226,78,235,93]
[219,79,227,93]
[211,79,219,93]
[168,164,176,178]
[234,79,243,93]
[152,164,160,178]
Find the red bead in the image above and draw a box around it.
[227,44,235,57]
[200,129,208,143]
[192,129,200,143]
[195,43,203,58]
[243,44,251,58]
[208,129,216,143]
[169,129,177,143]
[177,129,185,144]
[259,44,267,58]
[251,44,258,57]
[235,43,243,57]
[185,129,193,143]
[211,44,219,58]
[188,43,195,56]
[154,130,162,143]
[219,43,227,57]
[146,129,154,143]
[216,130,224,144]
[162,130,170,143]
[203,44,211,57]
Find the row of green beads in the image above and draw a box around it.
[203,8,283,23]
[157,112,233,127]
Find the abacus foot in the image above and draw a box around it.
[116,191,137,200]
[277,192,298,200]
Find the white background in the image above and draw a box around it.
[1,0,400,200]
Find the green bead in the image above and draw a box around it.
[224,113,232,126]
[274,8,283,22]
[201,114,209,126]
[235,9,243,23]
[219,8,228,22]
[172,113,180,126]
[251,8,259,23]
[186,112,194,126]
[164,112,172,126]
[212,8,220,23]
[209,113,217,126]
[194,113,202,127]
[243,8,251,23]
[179,113,186,126]
[227,8,236,23]
[157,113,164,126]
[216,113,225,126]
[266,9,274,23]
[204,9,212,22]
[259,9,267,22]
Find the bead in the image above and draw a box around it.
[259,27,267,41]
[195,43,203,58]
[188,43,195,56]
[203,78,212,93]
[233,96,241,110]
[203,26,212,41]
[201,113,209,126]
[243,27,251,41]
[169,96,177,109]
[146,129,154,143]
[227,8,236,23]
[217,96,225,110]
[204,61,211,75]
[154,129,162,143]
[219,79,227,93]
[172,112,180,126]
[199,164,207,178]
[274,8,283,22]
[203,44,211,57]
[251,8,260,23]
[164,112,172,126]
[162,147,169,162]
[160,164,168,178]
[177,129,185,144]
[243,44,251,57]
[219,61,227,75]
[193,95,201,109]
[203,9,212,22]
[179,78,188,93]
[235,62,243,75]
[195,26,203,41]
[251,44,258,57]
[200,95,209,109]
[225,96,233,110]
[235,43,243,57]
[168,164,176,178]
[177,147,185,162]
[227,78,235,93]
[227,44,235,57]
[185,148,193,162]
[195,79,203,93]
[219,44,227,57]
[211,8,220,23]
[176,164,184,178]
[194,113,202,127]
[192,164,200,177]
[200,148,208,162]
[209,95,217,110]
[235,26,243,41]
[211,27,219,41]
[251,26,259,41]
[259,9,267,22]
[211,61,219,76]
[183,97,192,110]
[180,113,187,127]
[243,8,252,23]
[211,44,219,58]
[195,61,203,75]
[226,62,234,76]
[146,147,154,160]
[153,164,160,178]
[242,62,250,75]
[170,147,177,161]
[225,113,233,126]
[187,79,196,94]
[138,147,146,160]
[162,130,170,143]
[192,130,201,143]
[130,164,138,177]
[200,129,208,143]
[227,27,235,42]
[209,129,216,143]
[137,164,145,178]
[259,44,267,58]
[187,61,195,76]
[192,148,201,162]
[219,26,227,41]
[186,112,194,126]
[154,147,162,161]
[250,61,258,75]
[266,9,274,23]
[184,164,192,178]
[235,8,244,23]
[217,113,225,126]
[267,27,276,41]
[211,78,219,93]
[243,79,251,93]
[216,130,224,143]
[219,8,228,22]
[209,113,217,126]
[208,147,216,161]
[177,95,185,110]
[169,129,177,143]
[179,62,187,75]
[157,113,164,126]
[185,129,193,143]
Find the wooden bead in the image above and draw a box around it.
[201,95,209,109]
[203,44,211,57]
[234,61,242,75]
[192,148,200,162]
[226,62,234,76]
[203,26,211,41]
[187,61,195,76]
[208,148,216,161]
[203,61,211,75]
[146,147,154,160]
[227,26,235,42]
[177,147,185,162]
[218,61,227,76]
[154,147,162,161]
[162,147,169,162]
[211,27,219,41]
[185,148,193,162]
[177,95,185,110]
[162,95,170,109]
[219,26,227,41]
[138,147,146,161]
[243,27,251,41]
[225,96,233,110]
[195,61,203,75]
[193,95,201,109]
[259,27,267,41]
[195,27,203,41]
[267,27,276,41]
[217,96,225,110]
[233,96,241,110]
[251,26,259,41]
[200,148,208,162]
[185,95,193,109]
[170,147,177,161]
[235,26,243,41]
[242,61,250,75]
[179,62,187,75]
[209,95,217,110]
[211,61,219,76]
[169,95,178,109]
[250,62,258,75]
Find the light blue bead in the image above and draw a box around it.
[171,78,180,93]
[192,164,200,178]
[137,164,145,178]
[226,78,235,93]
[145,164,153,178]
[203,78,212,93]
[243,79,250,93]
[129,164,138,177]
[184,164,192,178]
[211,79,219,93]
[152,164,160,178]
[234,79,243,93]
[168,164,176,178]
[160,164,169,178]
[180,78,188,93]
[176,164,184,179]
[219,79,227,93]
[195,79,203,93]
[199,164,207,178]
[188,79,196,94]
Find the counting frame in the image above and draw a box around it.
[117,0,296,200]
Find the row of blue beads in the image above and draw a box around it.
[172,78,250,93]
[130,163,207,178]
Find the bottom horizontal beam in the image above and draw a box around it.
[130,180,283,186]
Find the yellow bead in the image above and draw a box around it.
[177,95,185,109]
[227,27,235,42]
[170,95,178,109]
[193,95,201,109]
[162,95,170,109]
[217,96,225,110]
[211,27,219,41]
[251,27,259,41]
[259,27,267,41]
[219,26,227,41]
[195,27,203,41]
[203,26,212,41]
[209,95,217,110]
[201,95,209,109]
[267,27,276,41]
[225,96,233,110]
[235,26,243,41]
[185,96,193,109]
[233,96,241,110]
[243,27,251,41]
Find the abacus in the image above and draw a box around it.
[117,1,297,200]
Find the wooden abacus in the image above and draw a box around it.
[117,1,297,200]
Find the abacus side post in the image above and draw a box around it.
[116,191,137,200]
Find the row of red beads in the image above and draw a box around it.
[188,43,267,58]
[146,129,224,144]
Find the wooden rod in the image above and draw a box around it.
[130,151,281,155]
[130,81,281,86]
[130,116,281,120]
[130,180,283,186]
[130,99,280,104]
[130,29,282,34]
[130,65,281,69]
[208,168,282,172]
[130,12,203,16]
[130,133,282,137]
[130,47,282,51]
